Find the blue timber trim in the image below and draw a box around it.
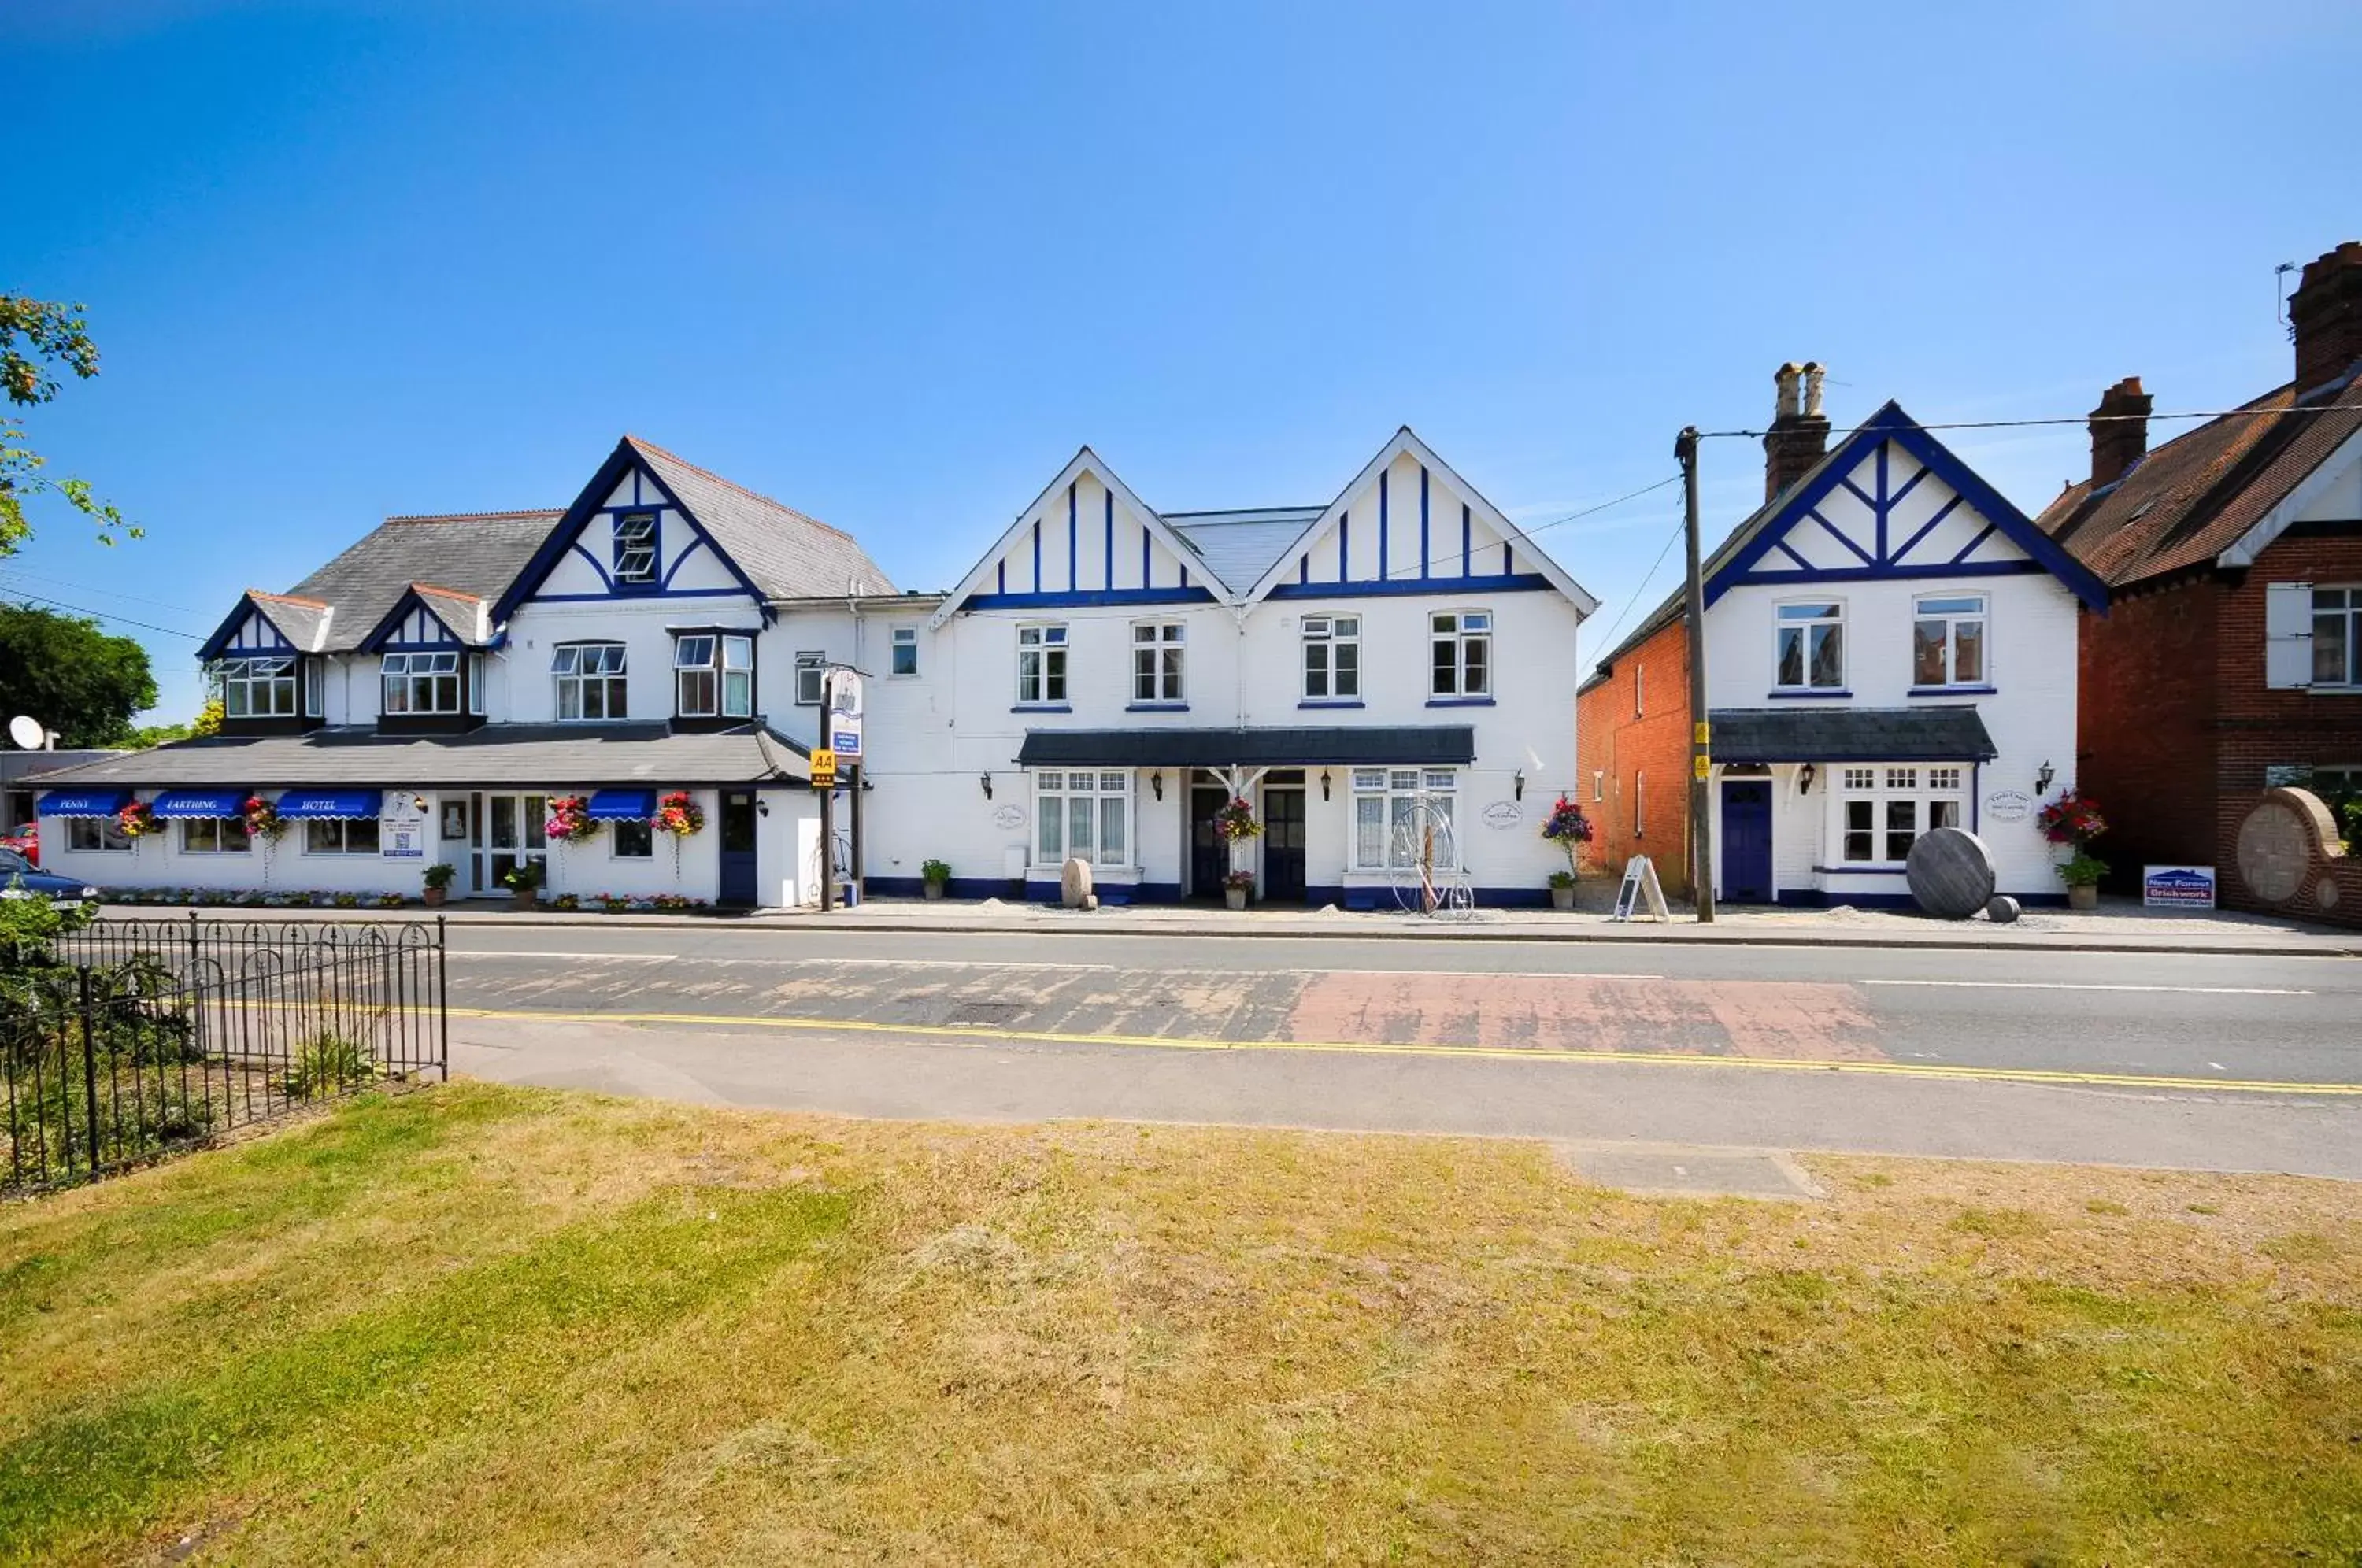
[1299,555,1309,585]
[357,587,467,654]
[997,559,1006,594]
[1104,490,1114,592]
[1908,684,1997,697]
[532,588,747,603]
[1379,472,1390,582]
[1461,504,1472,576]
[965,587,1218,612]
[1419,467,1431,579]
[1268,573,1554,602]
[1775,887,2068,911]
[198,597,301,660]
[1340,512,1349,582]
[1031,520,1042,592]
[1011,703,1073,714]
[1298,700,1366,710]
[1726,560,2053,593]
[659,535,714,590]
[1890,494,1964,564]
[1141,523,1151,590]
[493,440,767,623]
[1067,483,1078,592]
[1324,884,1553,912]
[1425,697,1495,708]
[1125,702,1190,712]
[1706,401,2110,612]
[1949,522,2000,564]
[1767,687,1853,699]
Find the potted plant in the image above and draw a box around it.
[1223,869,1255,912]
[921,858,952,900]
[1539,793,1593,909]
[502,860,545,907]
[2056,852,2108,911]
[422,862,457,908]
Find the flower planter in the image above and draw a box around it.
[1549,884,1575,912]
[1224,887,1248,912]
[422,888,446,908]
[2067,882,2098,912]
[512,888,539,910]
[923,881,946,901]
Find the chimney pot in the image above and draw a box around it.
[1763,361,1831,502]
[2087,375,2153,490]
[2290,240,2362,395]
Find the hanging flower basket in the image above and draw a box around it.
[116,800,158,839]
[2035,790,2107,848]
[654,790,705,838]
[545,795,598,843]
[242,794,286,842]
[1212,797,1262,841]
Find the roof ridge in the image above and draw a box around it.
[381,508,565,524]
[249,590,331,608]
[624,435,859,544]
[408,582,483,601]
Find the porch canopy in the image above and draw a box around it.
[1706,707,1997,764]
[585,788,657,819]
[1015,726,1476,770]
[35,788,131,818]
[150,789,250,818]
[276,788,383,820]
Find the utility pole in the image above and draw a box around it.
[817,668,835,912]
[1679,426,1715,924]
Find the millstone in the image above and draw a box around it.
[1984,894,2021,924]
[1061,856,1096,910]
[1905,827,1997,919]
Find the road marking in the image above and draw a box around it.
[448,951,1662,980]
[450,950,673,963]
[1860,979,2313,997]
[443,1005,2362,1098]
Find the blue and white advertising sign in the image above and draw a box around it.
[828,670,863,757]
[2142,865,2216,909]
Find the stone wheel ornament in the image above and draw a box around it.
[2234,788,2340,907]
[1905,826,1997,919]
[1389,799,1473,919]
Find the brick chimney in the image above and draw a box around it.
[2087,375,2153,490]
[1763,361,1831,501]
[2290,240,2362,395]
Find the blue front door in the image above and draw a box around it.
[718,790,759,907]
[1721,780,1774,904]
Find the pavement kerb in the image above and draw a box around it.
[114,905,2362,959]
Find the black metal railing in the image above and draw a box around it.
[2,915,447,1192]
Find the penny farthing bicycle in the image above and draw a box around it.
[1387,798,1474,919]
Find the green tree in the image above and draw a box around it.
[2,294,139,556]
[0,602,157,747]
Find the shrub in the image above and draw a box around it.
[922,859,952,883]
[282,1030,376,1099]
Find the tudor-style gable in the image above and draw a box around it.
[1244,428,1600,613]
[1710,403,2108,610]
[929,449,1216,627]
[498,441,765,617]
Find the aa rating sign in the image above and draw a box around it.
[809,747,837,787]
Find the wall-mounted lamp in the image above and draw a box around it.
[979,772,993,800]
[1513,769,1527,801]
[757,799,770,818]
[1797,762,1816,796]
[1320,768,1332,803]
[2035,760,2055,796]
[1150,770,1164,802]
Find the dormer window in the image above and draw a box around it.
[380,651,461,714]
[676,634,754,719]
[216,656,298,718]
[614,513,658,586]
[553,642,628,719]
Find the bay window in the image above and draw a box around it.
[1912,595,1988,688]
[1132,621,1184,704]
[1775,602,1846,690]
[1302,615,1360,700]
[553,642,628,719]
[1430,612,1490,698]
[1351,767,1458,871]
[1838,764,1964,865]
[217,656,298,718]
[1017,623,1068,705]
[180,816,252,854]
[675,634,754,719]
[381,650,461,714]
[1034,770,1128,866]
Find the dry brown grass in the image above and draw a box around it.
[2,1083,2359,1565]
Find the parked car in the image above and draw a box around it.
[0,846,98,902]
[0,821,36,865]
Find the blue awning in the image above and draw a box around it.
[37,788,132,818]
[150,789,250,819]
[585,789,657,821]
[275,788,383,820]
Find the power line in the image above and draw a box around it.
[1582,507,1686,657]
[0,567,209,617]
[2,591,204,641]
[1360,472,1684,587]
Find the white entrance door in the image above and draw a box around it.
[473,793,547,896]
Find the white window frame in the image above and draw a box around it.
[794,651,827,706]
[180,816,253,855]
[302,817,383,856]
[890,626,920,678]
[1131,621,1185,704]
[216,655,298,718]
[1301,614,1361,701]
[380,650,461,716]
[1429,611,1491,698]
[1349,767,1460,871]
[612,818,654,859]
[468,653,486,716]
[2315,586,2362,688]
[613,512,658,586]
[1774,600,1846,691]
[1912,594,1990,689]
[553,642,628,720]
[1017,623,1068,706]
[66,817,134,852]
[672,633,756,719]
[1835,764,1966,867]
[1031,769,1131,867]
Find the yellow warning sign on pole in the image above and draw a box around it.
[810,748,837,787]
[1694,721,1711,745]
[1693,754,1711,781]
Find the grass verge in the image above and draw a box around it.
[0,1083,2357,1564]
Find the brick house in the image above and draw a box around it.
[2036,242,2362,920]
[1580,364,2103,905]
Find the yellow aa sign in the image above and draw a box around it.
[810,747,837,786]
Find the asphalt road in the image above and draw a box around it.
[435,924,2362,1177]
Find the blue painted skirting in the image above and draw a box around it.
[868,877,1553,912]
[1267,573,1553,601]
[1772,888,2068,910]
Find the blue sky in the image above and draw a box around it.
[6,1,2357,722]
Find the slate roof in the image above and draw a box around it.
[1706,706,1998,764]
[625,437,896,600]
[25,723,813,789]
[408,584,492,645]
[284,511,563,653]
[1164,508,1325,594]
[1015,726,1476,769]
[246,591,336,653]
[2034,364,2362,586]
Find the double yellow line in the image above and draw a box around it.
[445,1005,2362,1098]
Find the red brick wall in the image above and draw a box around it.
[1575,619,1695,894]
[2075,576,2221,879]
[2216,789,2362,928]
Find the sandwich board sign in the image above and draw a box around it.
[1611,855,1669,922]
[2143,865,2217,908]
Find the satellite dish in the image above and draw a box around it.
[6,716,43,750]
